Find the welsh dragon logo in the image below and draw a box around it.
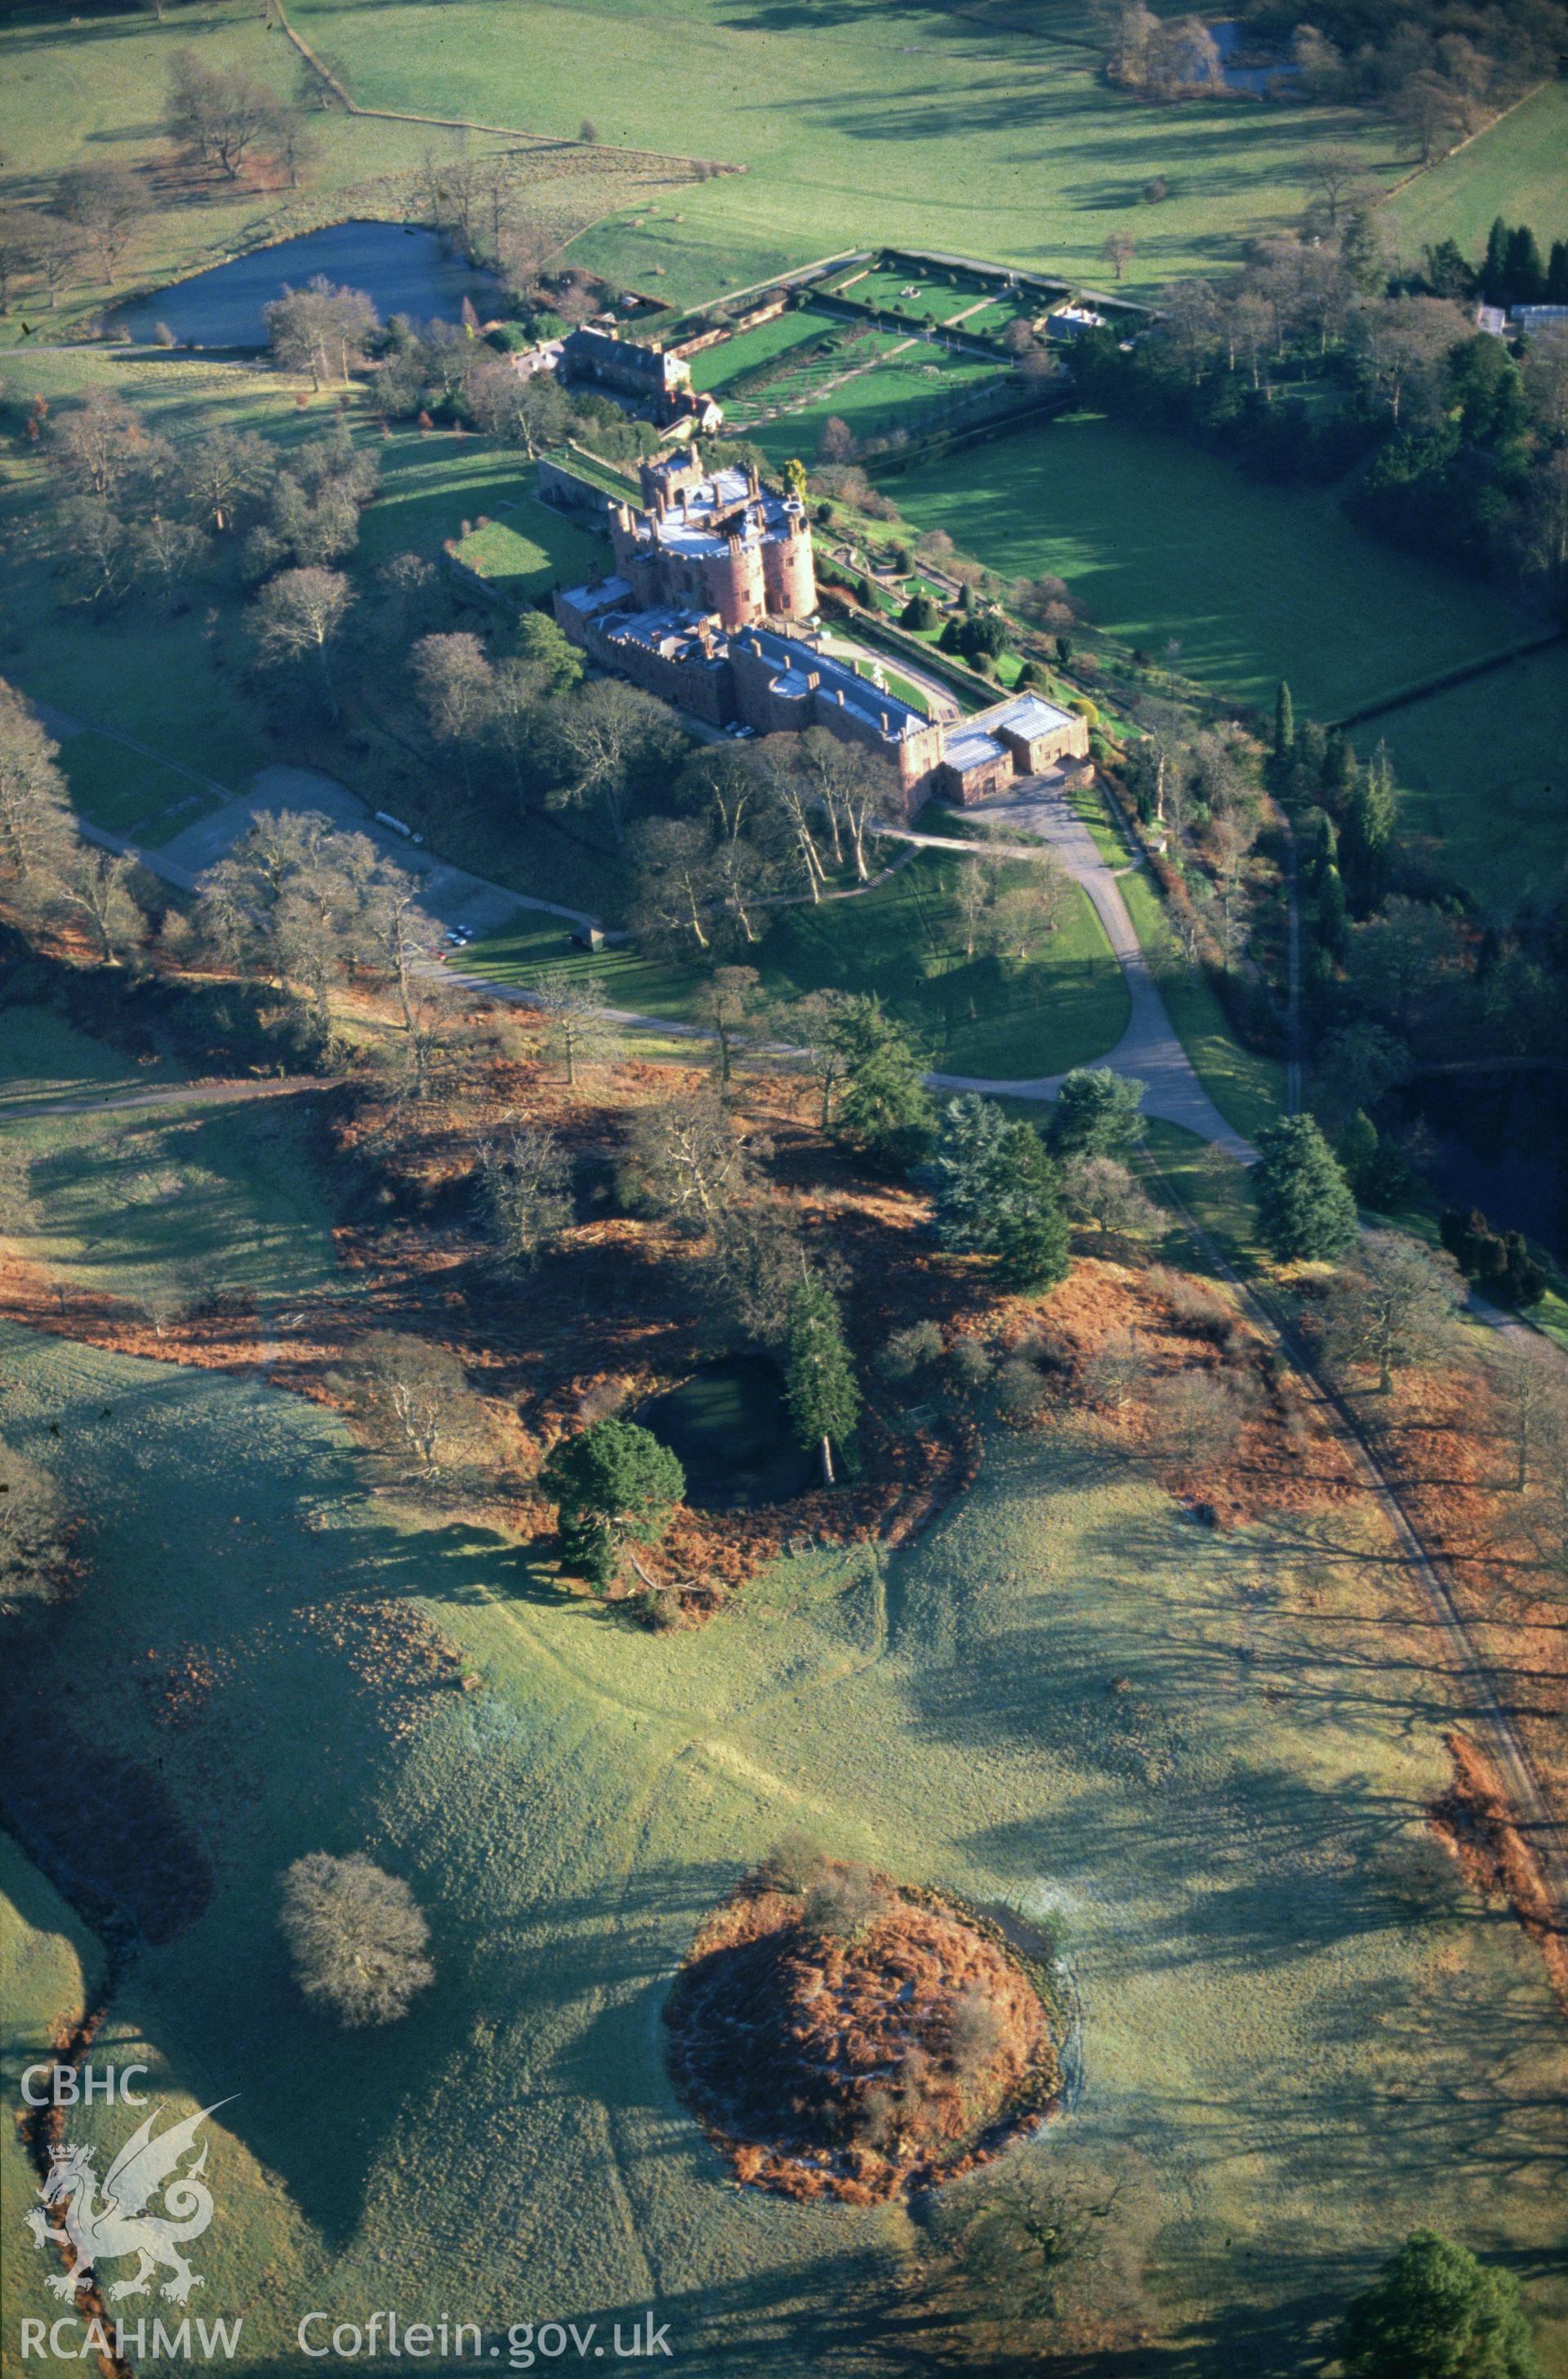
[26,2101,231,2305]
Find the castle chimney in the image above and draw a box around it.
[835,688,844,705]
[880,711,889,732]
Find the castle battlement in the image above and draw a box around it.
[604,444,816,630]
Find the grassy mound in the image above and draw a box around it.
[665,1852,1058,2203]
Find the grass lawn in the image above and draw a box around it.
[0,1010,179,1108]
[889,410,1533,719]
[452,495,609,604]
[746,346,1006,466]
[1382,83,1568,262]
[1369,644,1568,916]
[468,849,1133,1078]
[279,0,1411,306]
[0,1070,345,1308]
[53,726,225,844]
[686,308,843,394]
[0,1835,105,2345]
[7,1293,1566,2372]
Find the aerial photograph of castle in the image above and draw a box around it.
[1,2,1566,2377]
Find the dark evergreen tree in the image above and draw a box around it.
[1049,1067,1147,1160]
[1253,1114,1358,1260]
[783,1275,861,1485]
[1322,728,1356,802]
[1273,679,1294,761]
[1548,239,1568,304]
[831,997,936,1168]
[1503,223,1545,305]
[1340,2230,1542,2379]
[991,1125,1071,1290]
[1341,742,1397,915]
[539,1418,685,1588]
[1481,214,1510,303]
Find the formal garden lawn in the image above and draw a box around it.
[451,497,608,605]
[2,1143,1565,2373]
[744,345,1006,466]
[686,308,844,394]
[466,849,1133,1079]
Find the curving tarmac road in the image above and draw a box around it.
[878,776,1258,1161]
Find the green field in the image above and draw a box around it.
[274,0,1408,309]
[685,307,844,394]
[889,411,1532,719]
[53,728,224,844]
[0,1835,105,2347]
[452,496,609,604]
[0,1056,344,1307]
[1382,82,1568,263]
[1365,646,1568,914]
[746,343,1006,466]
[468,849,1133,1078]
[0,2,684,349]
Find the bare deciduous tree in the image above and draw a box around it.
[279,1853,434,2028]
[1321,1230,1462,1394]
[477,1125,572,1271]
[334,1333,495,1480]
[0,679,76,896]
[621,1093,757,1232]
[1062,1156,1166,1251]
[247,566,354,718]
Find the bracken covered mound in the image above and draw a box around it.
[664,1855,1059,2203]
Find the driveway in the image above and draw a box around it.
[880,773,1258,1163]
[61,724,595,942]
[55,712,1256,1161]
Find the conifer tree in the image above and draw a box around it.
[1322,727,1356,801]
[1341,742,1396,914]
[1482,215,1510,302]
[783,1275,861,1486]
[991,1125,1071,1290]
[1253,1114,1358,1260]
[831,997,935,1167]
[1503,224,1545,305]
[1273,679,1294,761]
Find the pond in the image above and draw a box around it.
[1210,20,1295,93]
[118,221,507,349]
[638,1357,815,1512]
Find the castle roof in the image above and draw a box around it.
[637,466,802,560]
[943,726,1010,777]
[976,690,1076,740]
[739,626,930,745]
[599,604,729,673]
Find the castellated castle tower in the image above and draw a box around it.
[607,447,817,630]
